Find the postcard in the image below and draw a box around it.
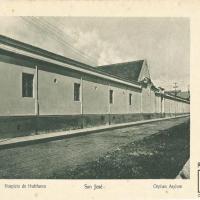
[0,0,198,199]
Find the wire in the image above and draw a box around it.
[42,17,101,60]
[22,17,97,65]
[20,17,98,66]
[39,17,100,64]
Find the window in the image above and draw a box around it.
[129,93,132,105]
[54,78,57,83]
[22,73,34,97]
[109,90,113,104]
[74,83,80,101]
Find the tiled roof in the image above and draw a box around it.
[98,60,144,82]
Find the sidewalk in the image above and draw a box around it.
[176,159,190,179]
[0,114,189,149]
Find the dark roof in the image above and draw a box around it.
[177,91,190,99]
[165,90,190,100]
[98,60,144,82]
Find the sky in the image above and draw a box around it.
[0,17,190,91]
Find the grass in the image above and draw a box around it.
[50,119,190,179]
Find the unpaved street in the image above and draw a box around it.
[0,117,189,179]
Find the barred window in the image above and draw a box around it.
[74,83,80,101]
[109,90,113,104]
[22,73,34,97]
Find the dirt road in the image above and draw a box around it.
[0,117,189,179]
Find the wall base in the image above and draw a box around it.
[0,113,189,139]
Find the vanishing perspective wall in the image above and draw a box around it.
[0,54,190,139]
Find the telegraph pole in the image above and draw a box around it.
[173,82,178,116]
[173,82,178,96]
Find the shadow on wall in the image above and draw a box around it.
[0,113,187,139]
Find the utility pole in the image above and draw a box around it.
[173,82,178,117]
[173,82,178,96]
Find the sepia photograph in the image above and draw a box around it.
[0,17,190,179]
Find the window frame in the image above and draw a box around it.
[74,83,81,102]
[129,93,132,105]
[22,72,34,98]
[109,89,114,104]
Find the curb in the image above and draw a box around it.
[0,114,190,150]
[176,159,190,179]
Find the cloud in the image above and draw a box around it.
[0,17,190,91]
[63,27,124,65]
[0,17,98,66]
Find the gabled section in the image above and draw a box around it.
[98,60,144,82]
[138,59,151,81]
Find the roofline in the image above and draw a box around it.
[0,34,94,70]
[165,93,190,103]
[0,45,190,103]
[0,35,190,104]
[155,92,190,103]
[98,59,144,68]
[0,43,142,90]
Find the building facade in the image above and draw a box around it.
[0,35,190,139]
